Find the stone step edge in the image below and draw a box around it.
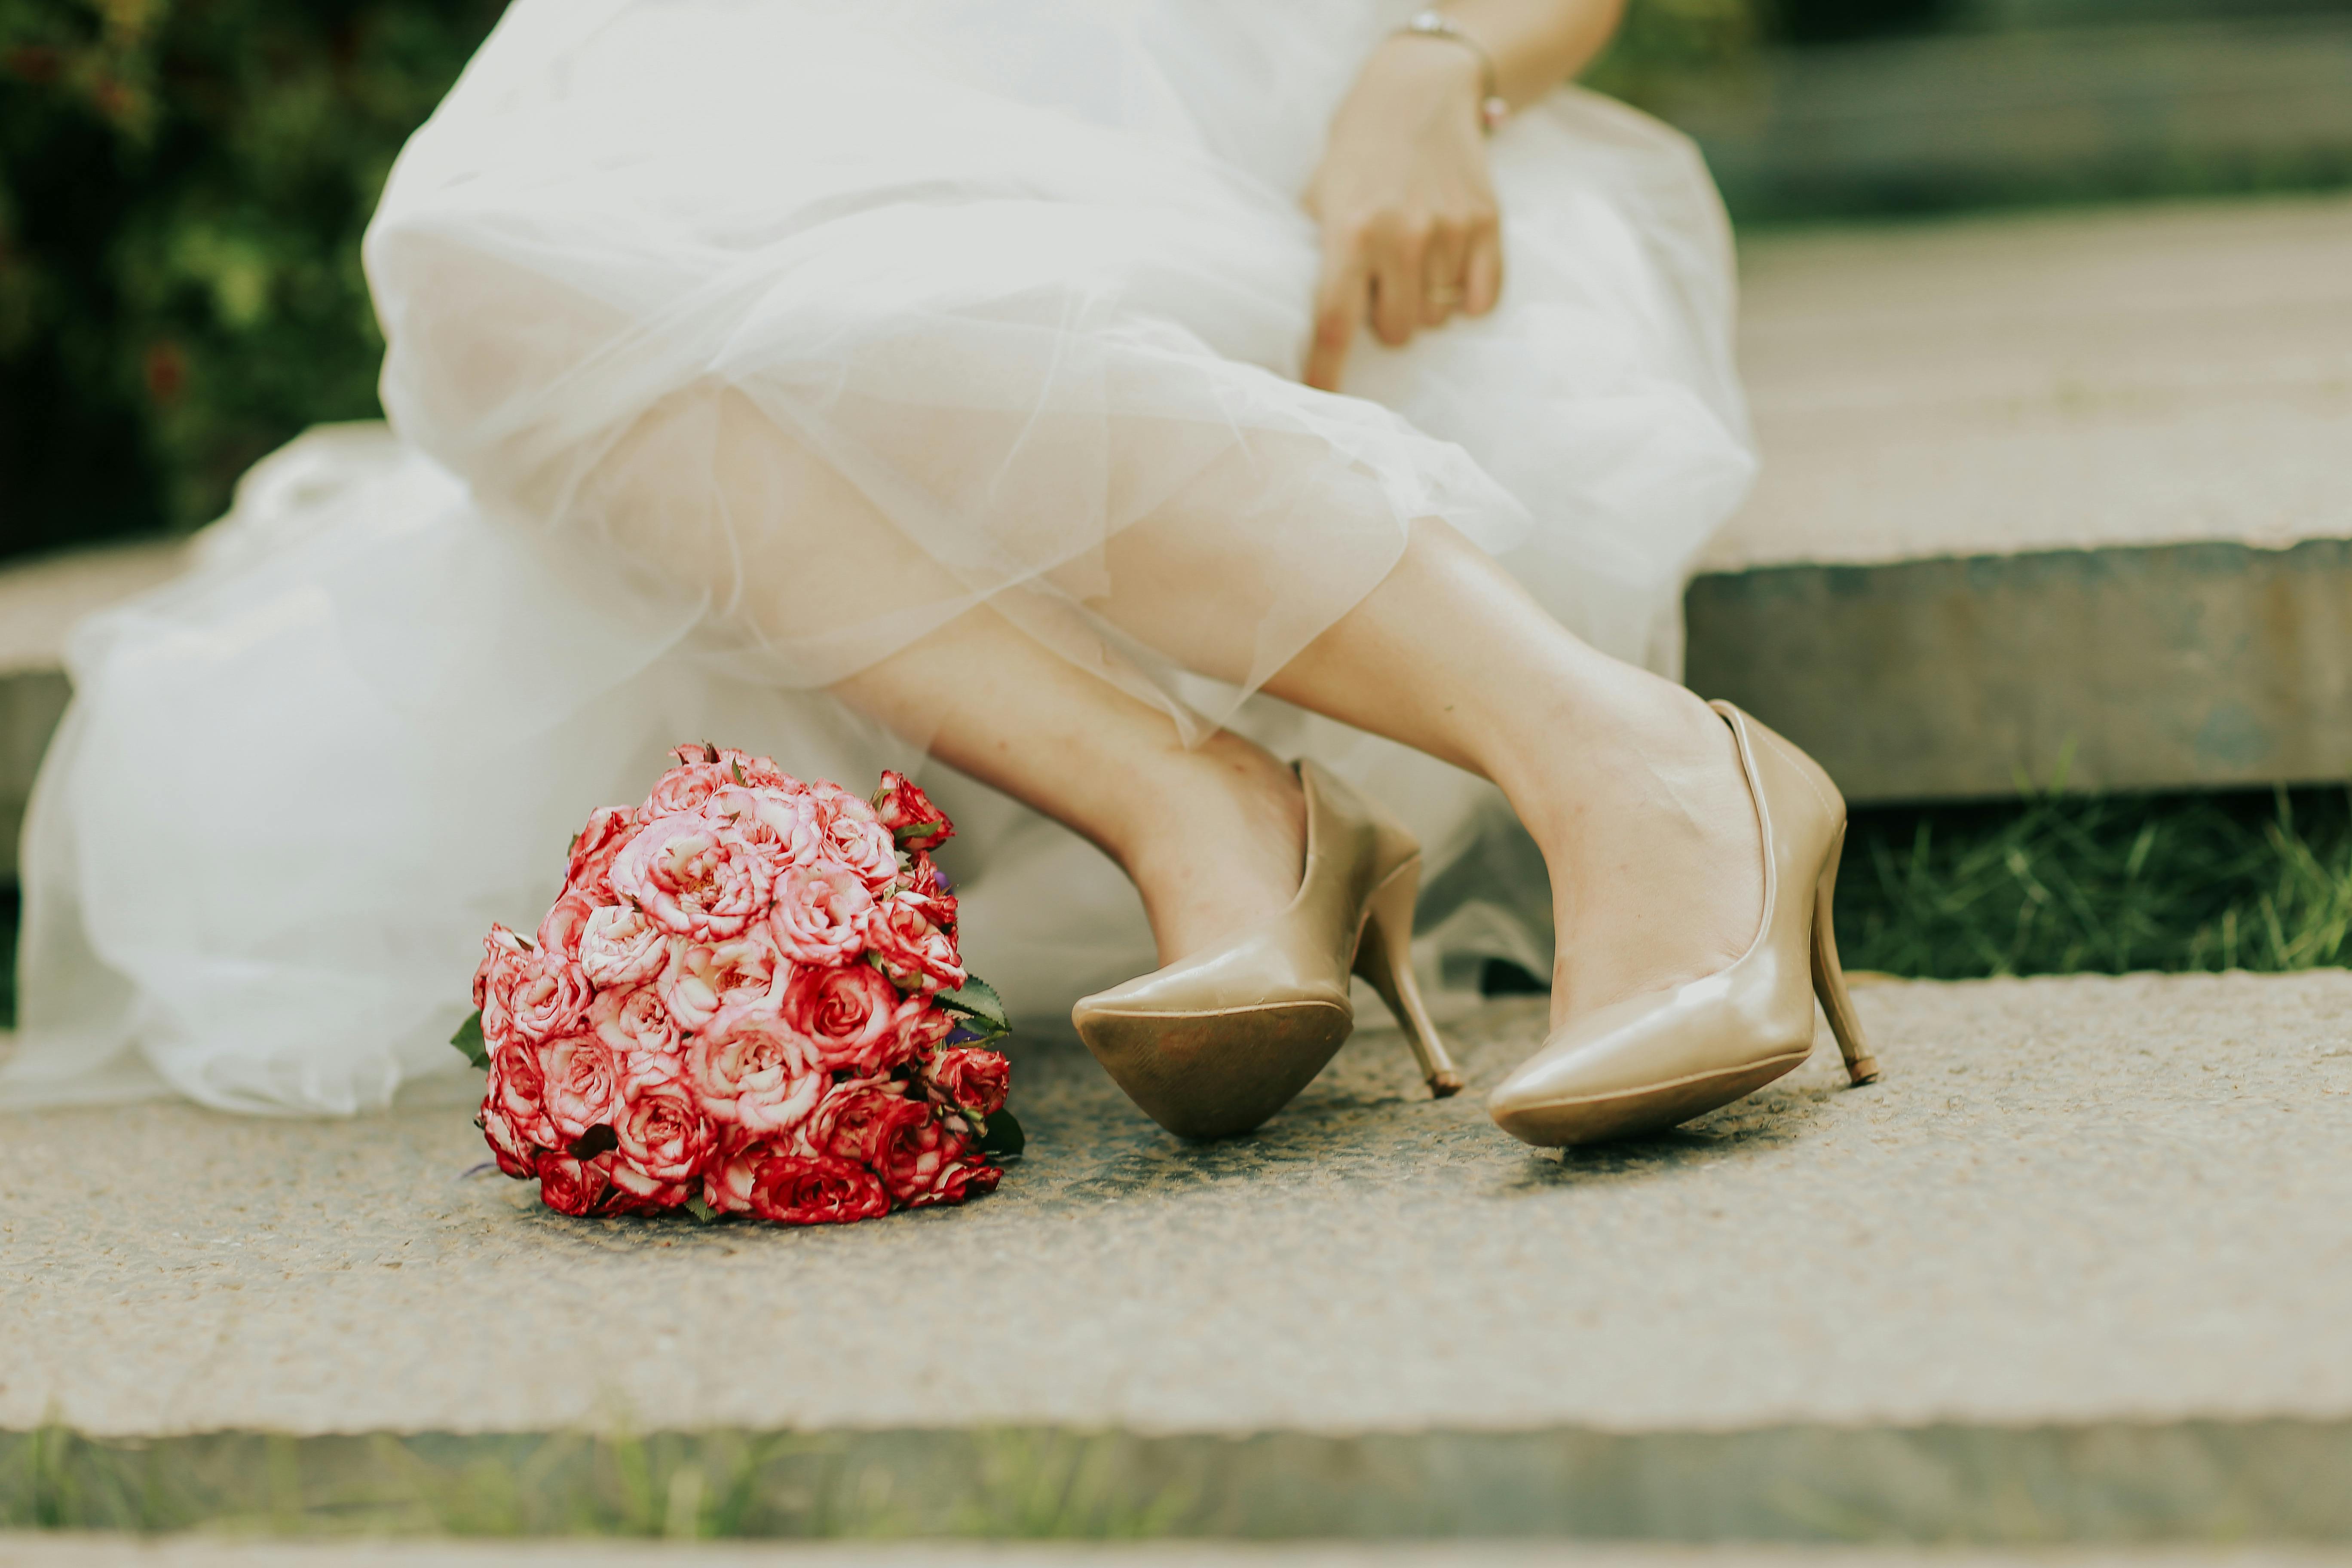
[4,1417,2347,1542]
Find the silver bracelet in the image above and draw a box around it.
[1394,10,1510,134]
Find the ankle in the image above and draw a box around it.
[1100,734,1302,883]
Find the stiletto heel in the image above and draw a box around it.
[1487,701,1889,1147]
[1072,761,1437,1139]
[1810,824,1880,1086]
[1353,859,1465,1098]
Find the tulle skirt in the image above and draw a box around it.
[4,0,1755,1113]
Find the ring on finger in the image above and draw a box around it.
[1425,284,1464,309]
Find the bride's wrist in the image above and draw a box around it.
[1366,31,1486,104]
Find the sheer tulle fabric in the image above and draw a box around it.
[4,0,1755,1113]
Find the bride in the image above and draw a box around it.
[4,0,1878,1142]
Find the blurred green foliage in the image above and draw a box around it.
[0,0,503,562]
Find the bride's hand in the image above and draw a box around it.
[1302,37,1503,392]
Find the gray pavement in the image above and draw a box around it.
[5,975,2352,1540]
[9,973,2352,1442]
[0,983,2343,1448]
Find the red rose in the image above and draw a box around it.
[565,807,637,900]
[541,1033,623,1142]
[778,962,910,1074]
[534,1150,637,1217]
[875,1109,1002,1213]
[687,1005,825,1135]
[803,1077,929,1164]
[745,1151,893,1225]
[874,1112,997,1207]
[926,1047,1010,1118]
[871,769,953,852]
[859,897,965,994]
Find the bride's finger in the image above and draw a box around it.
[1421,220,1468,327]
[1463,220,1504,317]
[1368,224,1422,347]
[1306,249,1370,391]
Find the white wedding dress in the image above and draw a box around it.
[4,0,1754,1114]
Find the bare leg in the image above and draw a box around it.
[1265,517,1762,1027]
[834,606,1307,969]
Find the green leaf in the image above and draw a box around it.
[686,1195,722,1224]
[450,1009,489,1070]
[893,820,948,845]
[940,975,1009,1034]
[976,1107,1025,1159]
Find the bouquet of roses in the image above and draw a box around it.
[452,744,1018,1223]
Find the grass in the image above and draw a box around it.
[1834,784,2352,980]
[0,787,2347,1037]
[1,882,14,1032]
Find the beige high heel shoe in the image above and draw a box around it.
[1486,701,1881,1147]
[1072,760,1464,1140]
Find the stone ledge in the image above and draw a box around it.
[4,1420,2350,1544]
[1,1541,2341,1568]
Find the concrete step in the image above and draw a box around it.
[5,974,2351,1540]
[1686,193,2352,801]
[1656,16,2352,219]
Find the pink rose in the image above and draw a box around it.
[541,1032,623,1142]
[802,1077,929,1165]
[719,1147,892,1226]
[810,782,900,888]
[895,851,958,931]
[657,932,782,1034]
[487,1031,555,1148]
[712,785,824,871]
[611,1086,714,1186]
[687,1005,825,1135]
[871,769,954,852]
[644,749,734,817]
[577,904,672,990]
[565,807,637,900]
[926,1047,1010,1118]
[473,924,534,1039]
[590,983,681,1060]
[507,953,594,1046]
[536,890,598,963]
[778,962,911,1075]
[611,812,775,941]
[860,897,966,994]
[717,748,800,791]
[876,1115,999,1208]
[766,862,873,965]
[701,1131,766,1214]
[479,1093,538,1179]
